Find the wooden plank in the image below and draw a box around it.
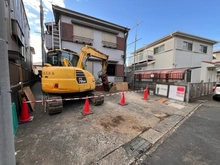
[24,86,35,111]
[114,82,128,91]
[157,98,169,103]
[19,86,35,111]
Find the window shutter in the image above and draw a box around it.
[73,25,93,44]
[73,25,93,39]
[83,27,93,39]
[102,33,116,43]
[102,33,117,48]
[73,25,82,37]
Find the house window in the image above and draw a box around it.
[200,45,207,53]
[183,41,192,51]
[102,33,117,48]
[107,64,116,76]
[154,44,164,54]
[73,25,93,44]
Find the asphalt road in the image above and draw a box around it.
[141,99,220,165]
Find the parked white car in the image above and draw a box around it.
[212,83,220,100]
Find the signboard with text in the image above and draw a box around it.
[168,85,186,101]
[155,84,168,96]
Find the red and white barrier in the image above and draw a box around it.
[24,89,146,104]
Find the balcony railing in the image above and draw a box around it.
[127,50,154,66]
[73,35,94,45]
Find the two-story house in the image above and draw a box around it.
[6,0,32,70]
[127,31,218,83]
[4,0,35,114]
[45,5,130,82]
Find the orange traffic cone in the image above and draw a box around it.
[142,87,149,100]
[118,92,128,106]
[19,98,33,123]
[82,96,93,115]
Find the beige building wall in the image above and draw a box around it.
[151,38,174,69]
[175,37,213,68]
[200,62,217,82]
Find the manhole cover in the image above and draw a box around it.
[122,137,151,157]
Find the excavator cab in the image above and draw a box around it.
[46,49,79,67]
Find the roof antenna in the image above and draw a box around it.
[132,15,143,90]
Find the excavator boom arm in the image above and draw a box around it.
[77,45,109,74]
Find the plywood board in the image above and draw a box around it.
[157,98,169,103]
[109,84,117,93]
[19,86,35,111]
[24,86,35,111]
[114,82,128,91]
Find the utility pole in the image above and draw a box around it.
[40,0,44,67]
[132,17,143,90]
[0,0,16,164]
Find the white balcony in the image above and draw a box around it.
[127,50,153,66]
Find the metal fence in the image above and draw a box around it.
[128,75,214,102]
[187,82,214,102]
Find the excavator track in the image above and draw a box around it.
[46,95,63,115]
[44,91,104,115]
[88,91,104,106]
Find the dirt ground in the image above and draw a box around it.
[15,82,184,165]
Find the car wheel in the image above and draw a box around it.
[213,96,217,100]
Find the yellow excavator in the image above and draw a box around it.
[41,45,110,114]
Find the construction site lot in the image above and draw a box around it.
[15,82,190,165]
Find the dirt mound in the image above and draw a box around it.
[97,115,150,134]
